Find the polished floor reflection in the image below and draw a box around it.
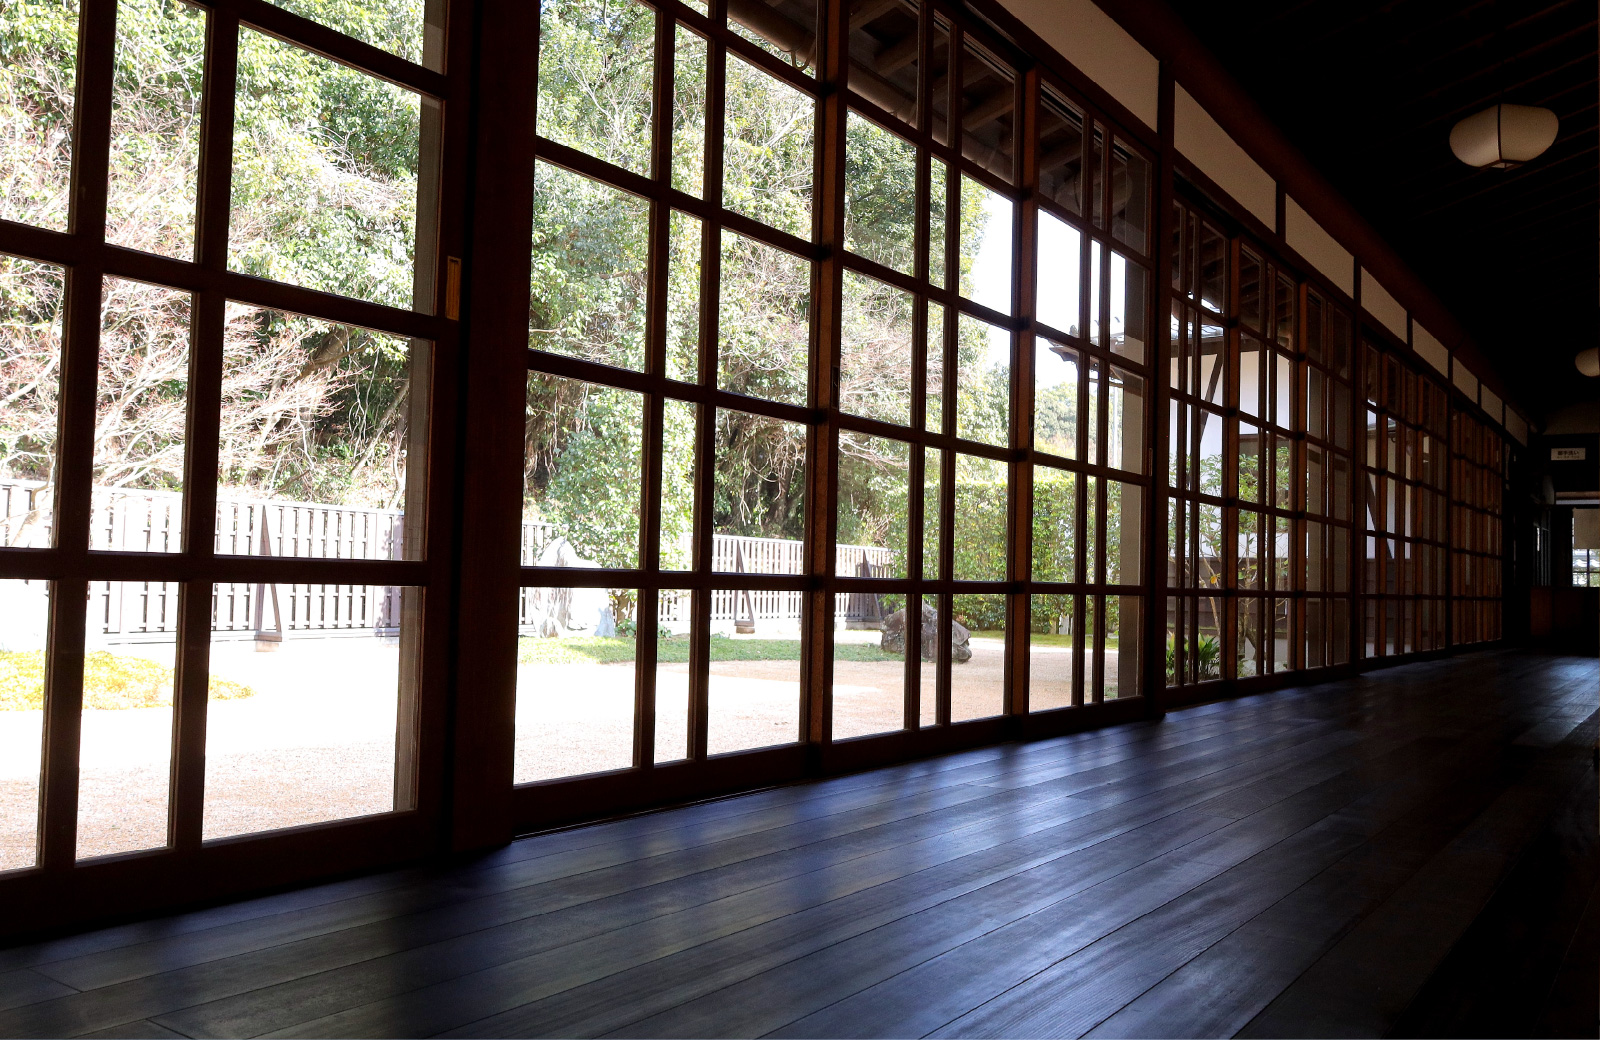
[0,650,1593,1038]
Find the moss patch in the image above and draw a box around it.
[0,651,255,711]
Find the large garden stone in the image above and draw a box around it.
[880,601,972,663]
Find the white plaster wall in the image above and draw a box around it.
[1284,197,1353,296]
[1173,87,1276,228]
[1412,324,1449,377]
[1359,269,1407,342]
[995,0,1159,130]
[1479,386,1503,424]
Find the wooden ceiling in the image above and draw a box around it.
[1161,0,1599,423]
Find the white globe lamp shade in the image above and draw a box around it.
[1449,104,1559,169]
[1577,348,1600,378]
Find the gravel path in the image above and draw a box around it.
[1,636,1125,869]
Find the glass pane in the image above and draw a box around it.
[837,431,908,579]
[1237,422,1263,505]
[77,581,177,859]
[953,453,1005,582]
[1237,597,1263,677]
[1029,594,1076,711]
[106,0,204,260]
[1273,351,1294,429]
[1031,465,1076,583]
[1106,480,1142,585]
[667,210,702,383]
[1107,594,1140,699]
[956,313,1008,447]
[658,399,698,570]
[1034,340,1078,460]
[727,0,817,72]
[0,256,64,548]
[1089,125,1104,227]
[1239,249,1261,331]
[950,593,1003,721]
[1088,242,1102,346]
[0,579,49,872]
[713,408,806,571]
[724,54,814,240]
[707,588,801,755]
[922,448,942,580]
[1085,473,1100,583]
[215,306,423,561]
[231,28,423,309]
[673,26,708,195]
[516,587,637,782]
[1107,365,1145,474]
[203,583,417,840]
[1197,314,1225,406]
[832,599,906,740]
[961,40,1014,180]
[1275,272,1295,350]
[524,373,644,570]
[925,301,945,432]
[848,0,917,123]
[1109,253,1148,364]
[844,111,915,276]
[0,0,77,231]
[654,587,693,763]
[1109,141,1149,253]
[1196,594,1222,682]
[1237,510,1262,590]
[840,270,912,424]
[1193,502,1221,590]
[1038,87,1084,215]
[1035,210,1081,337]
[959,176,1013,315]
[92,277,190,553]
[536,0,654,176]
[1199,222,1225,314]
[1272,598,1291,672]
[1238,335,1263,418]
[923,156,948,288]
[719,230,810,406]
[1273,514,1292,591]
[918,594,938,726]
[265,0,429,64]
[1195,409,1223,498]
[530,161,650,372]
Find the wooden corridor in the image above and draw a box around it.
[0,650,1595,1039]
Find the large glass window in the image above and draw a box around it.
[0,0,442,873]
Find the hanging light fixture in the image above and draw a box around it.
[1576,348,1600,378]
[1449,103,1559,169]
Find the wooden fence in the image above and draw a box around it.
[3,482,897,640]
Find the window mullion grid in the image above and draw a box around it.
[1007,65,1038,718]
[931,18,961,727]
[804,0,849,749]
[630,9,679,771]
[35,0,122,872]
[683,0,728,762]
[902,1,932,728]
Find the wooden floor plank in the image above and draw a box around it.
[0,649,1587,1040]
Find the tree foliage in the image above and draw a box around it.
[0,0,424,531]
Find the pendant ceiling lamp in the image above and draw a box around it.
[1576,348,1600,378]
[1449,103,1559,168]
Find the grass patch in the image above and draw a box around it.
[978,631,1119,649]
[517,635,901,666]
[0,651,255,711]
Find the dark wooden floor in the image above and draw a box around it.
[0,649,1595,1039]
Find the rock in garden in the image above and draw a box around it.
[880,602,972,663]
